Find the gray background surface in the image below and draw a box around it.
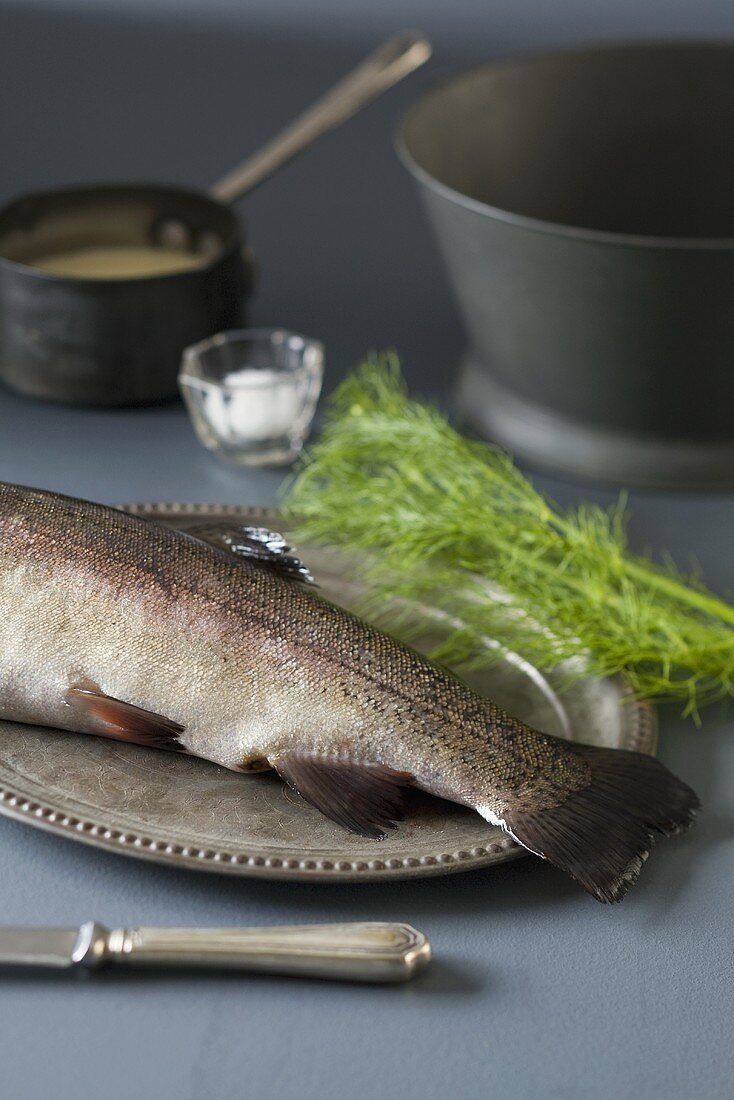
[0,2,733,1098]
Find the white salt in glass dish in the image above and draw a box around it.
[179,329,324,467]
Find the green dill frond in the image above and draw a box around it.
[284,354,734,717]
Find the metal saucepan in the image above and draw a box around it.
[398,42,734,489]
[0,31,430,406]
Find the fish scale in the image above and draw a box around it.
[0,481,699,901]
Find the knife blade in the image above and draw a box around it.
[0,921,431,982]
[0,926,80,969]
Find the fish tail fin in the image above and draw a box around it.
[495,743,700,903]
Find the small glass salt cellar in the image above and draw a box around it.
[179,329,324,467]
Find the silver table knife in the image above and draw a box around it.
[0,921,431,983]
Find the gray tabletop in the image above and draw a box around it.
[1,5,733,1099]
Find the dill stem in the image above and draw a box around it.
[622,558,734,627]
[544,510,734,627]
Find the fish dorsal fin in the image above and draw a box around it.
[182,523,315,586]
[65,680,185,751]
[272,753,412,840]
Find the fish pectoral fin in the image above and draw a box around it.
[272,754,412,840]
[182,523,316,586]
[65,680,185,751]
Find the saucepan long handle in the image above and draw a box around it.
[73,920,431,983]
[210,30,431,204]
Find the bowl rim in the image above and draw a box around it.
[395,39,734,251]
[178,327,325,391]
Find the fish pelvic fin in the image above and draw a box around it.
[272,753,412,840]
[65,680,186,752]
[496,743,700,903]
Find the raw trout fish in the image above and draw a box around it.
[0,483,699,901]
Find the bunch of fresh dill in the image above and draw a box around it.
[284,354,734,717]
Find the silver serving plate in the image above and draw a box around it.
[0,503,656,882]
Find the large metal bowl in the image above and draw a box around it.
[398,42,734,488]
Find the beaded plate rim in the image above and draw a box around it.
[0,502,657,882]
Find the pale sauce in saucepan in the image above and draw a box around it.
[28,245,207,278]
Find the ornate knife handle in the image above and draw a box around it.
[71,921,431,983]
